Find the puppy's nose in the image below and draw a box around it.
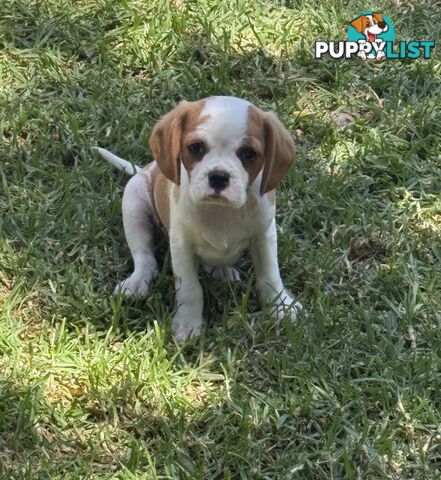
[378,21,386,28]
[208,170,230,191]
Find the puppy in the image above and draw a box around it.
[96,96,302,342]
[350,10,388,60]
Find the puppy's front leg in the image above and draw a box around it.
[170,233,203,342]
[250,219,302,322]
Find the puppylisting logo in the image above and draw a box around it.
[315,10,435,61]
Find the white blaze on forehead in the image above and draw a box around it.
[196,96,250,149]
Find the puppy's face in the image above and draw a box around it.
[150,96,295,208]
[351,11,388,41]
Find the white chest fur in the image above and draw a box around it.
[172,192,274,266]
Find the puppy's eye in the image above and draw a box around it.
[239,147,257,162]
[188,142,205,155]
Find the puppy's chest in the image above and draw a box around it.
[188,210,267,266]
[194,230,250,265]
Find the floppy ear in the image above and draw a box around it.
[149,101,189,185]
[260,111,295,195]
[350,15,365,33]
[373,11,384,22]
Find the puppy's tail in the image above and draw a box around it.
[93,147,141,175]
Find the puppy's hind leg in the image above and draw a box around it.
[114,173,158,298]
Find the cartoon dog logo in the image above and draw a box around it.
[315,12,434,61]
[350,10,389,60]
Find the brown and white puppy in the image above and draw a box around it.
[96,96,302,342]
[350,10,388,60]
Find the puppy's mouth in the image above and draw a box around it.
[195,191,244,209]
[367,32,376,42]
[202,192,232,205]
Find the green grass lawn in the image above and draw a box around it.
[1,0,441,478]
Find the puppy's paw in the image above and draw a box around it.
[273,294,303,324]
[172,310,203,343]
[203,264,240,282]
[114,271,156,298]
[376,50,386,60]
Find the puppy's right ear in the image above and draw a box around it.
[149,101,189,185]
[350,16,365,33]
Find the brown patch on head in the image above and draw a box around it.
[350,14,369,33]
[149,100,207,185]
[246,106,295,195]
[180,108,210,176]
[372,10,385,27]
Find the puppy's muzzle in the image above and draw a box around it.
[208,170,230,192]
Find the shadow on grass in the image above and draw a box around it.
[2,2,441,338]
[2,3,441,476]
[0,0,314,334]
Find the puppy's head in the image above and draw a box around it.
[350,11,387,40]
[150,96,295,208]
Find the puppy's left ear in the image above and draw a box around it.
[350,16,364,33]
[260,111,295,195]
[149,101,190,185]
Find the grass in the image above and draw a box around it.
[1,0,441,478]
